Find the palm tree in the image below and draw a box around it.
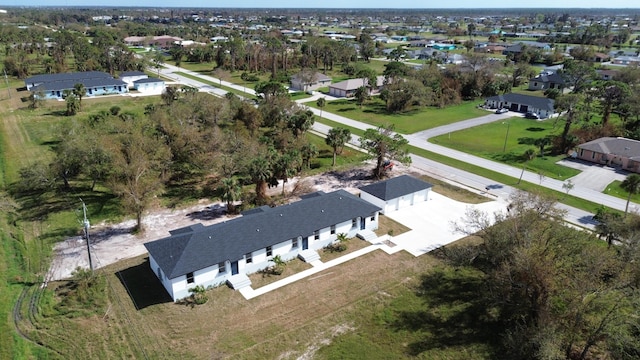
[249,157,272,204]
[316,97,326,119]
[73,83,86,110]
[325,127,351,166]
[621,174,640,216]
[220,177,242,214]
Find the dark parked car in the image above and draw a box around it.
[525,111,540,119]
[495,108,509,114]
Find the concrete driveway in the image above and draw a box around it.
[382,192,508,257]
[559,159,629,192]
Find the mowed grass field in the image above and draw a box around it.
[310,99,488,134]
[32,244,492,359]
[430,116,581,180]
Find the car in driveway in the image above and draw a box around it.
[525,111,540,119]
[495,108,509,114]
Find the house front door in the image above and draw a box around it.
[360,217,365,230]
[231,261,238,275]
[302,237,308,250]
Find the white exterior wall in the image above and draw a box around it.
[360,192,387,213]
[171,262,226,301]
[122,75,148,88]
[154,213,380,301]
[135,81,166,94]
[149,254,174,300]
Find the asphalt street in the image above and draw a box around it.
[154,62,638,230]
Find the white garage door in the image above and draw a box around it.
[398,194,413,209]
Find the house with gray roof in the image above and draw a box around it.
[144,189,381,301]
[484,93,555,119]
[328,76,385,98]
[576,137,640,172]
[528,71,565,91]
[359,175,433,214]
[289,71,332,92]
[26,71,128,100]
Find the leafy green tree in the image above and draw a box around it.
[64,90,80,116]
[273,151,300,195]
[325,127,351,166]
[621,174,640,216]
[287,109,314,138]
[107,120,171,232]
[359,125,411,179]
[354,86,369,108]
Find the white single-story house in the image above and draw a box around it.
[328,76,385,98]
[484,93,555,119]
[120,71,148,88]
[359,175,433,214]
[144,189,381,301]
[133,77,166,94]
[289,71,332,92]
[26,71,129,100]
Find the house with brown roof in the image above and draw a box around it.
[576,137,640,172]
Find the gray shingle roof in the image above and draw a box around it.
[133,77,164,84]
[578,137,640,160]
[32,78,127,92]
[485,93,555,112]
[25,71,113,85]
[144,190,381,279]
[359,175,433,201]
[120,71,147,77]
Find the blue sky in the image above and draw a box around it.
[0,0,639,8]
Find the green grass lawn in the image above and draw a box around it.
[174,71,256,98]
[603,180,640,205]
[310,99,487,134]
[430,117,580,180]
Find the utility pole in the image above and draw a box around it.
[80,199,93,272]
[3,69,10,99]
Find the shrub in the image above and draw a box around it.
[188,285,208,305]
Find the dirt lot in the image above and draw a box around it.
[47,161,427,282]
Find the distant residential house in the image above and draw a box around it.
[124,35,183,48]
[576,137,640,172]
[596,69,619,81]
[503,42,552,56]
[474,44,506,54]
[612,56,640,66]
[120,71,148,88]
[289,71,332,92]
[359,175,433,214]
[210,36,229,43]
[485,93,555,118]
[589,52,611,63]
[430,43,457,51]
[328,76,385,98]
[133,78,166,95]
[528,71,565,91]
[26,71,128,100]
[144,189,381,301]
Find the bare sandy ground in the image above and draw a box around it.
[47,162,420,281]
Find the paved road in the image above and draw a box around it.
[156,62,638,229]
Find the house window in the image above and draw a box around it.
[580,149,584,157]
[218,262,226,273]
[157,267,162,280]
[266,246,272,257]
[292,238,298,249]
[314,230,320,240]
[330,225,336,235]
[591,152,595,159]
[246,252,252,264]
[352,218,357,228]
[186,272,194,283]
[371,215,375,221]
